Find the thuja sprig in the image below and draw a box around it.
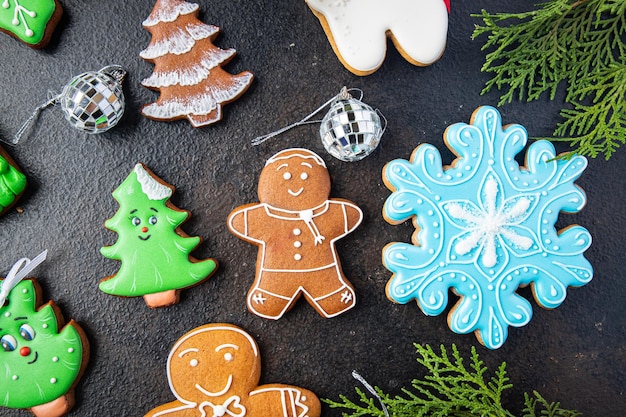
[472,0,626,160]
[324,344,580,417]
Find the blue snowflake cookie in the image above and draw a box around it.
[382,106,593,349]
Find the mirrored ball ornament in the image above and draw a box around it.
[59,65,126,134]
[319,88,383,162]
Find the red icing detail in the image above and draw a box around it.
[443,0,450,12]
[20,346,31,357]
[142,227,149,233]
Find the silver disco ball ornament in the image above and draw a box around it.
[59,65,126,134]
[320,87,384,162]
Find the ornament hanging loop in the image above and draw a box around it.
[12,65,127,144]
[252,87,384,162]
[0,250,48,306]
[12,93,62,144]
[251,87,362,146]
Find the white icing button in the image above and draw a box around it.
[190,359,199,367]
[52,356,59,362]
[294,254,302,261]
[12,375,18,381]
[224,353,233,362]
[50,378,57,384]
[4,312,10,317]
[294,241,302,248]
[293,228,301,236]
[68,348,74,353]
[42,324,48,329]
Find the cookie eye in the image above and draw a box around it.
[19,324,35,341]
[283,172,292,180]
[224,352,233,362]
[149,215,158,225]
[1,335,17,352]
[300,172,308,180]
[189,359,199,367]
[132,216,141,226]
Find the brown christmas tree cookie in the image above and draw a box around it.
[140,0,253,127]
[144,323,321,417]
[228,148,363,319]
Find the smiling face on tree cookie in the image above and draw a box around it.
[258,148,330,211]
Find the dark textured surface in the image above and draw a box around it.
[0,1,624,416]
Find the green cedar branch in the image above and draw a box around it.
[472,0,626,160]
[324,344,580,417]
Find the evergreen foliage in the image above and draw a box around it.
[472,0,626,159]
[325,344,580,417]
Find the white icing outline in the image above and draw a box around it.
[306,0,448,73]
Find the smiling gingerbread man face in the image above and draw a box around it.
[167,324,261,407]
[258,149,330,212]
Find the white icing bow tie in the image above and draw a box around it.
[198,396,246,417]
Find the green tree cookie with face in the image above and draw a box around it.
[0,279,88,417]
[99,163,218,308]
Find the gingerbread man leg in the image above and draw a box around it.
[311,284,356,318]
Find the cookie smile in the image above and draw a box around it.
[288,188,304,196]
[195,375,232,397]
[138,235,151,241]
[27,352,38,365]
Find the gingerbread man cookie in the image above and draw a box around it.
[228,148,363,319]
[382,106,593,349]
[145,323,321,417]
[306,0,449,75]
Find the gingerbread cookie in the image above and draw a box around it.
[100,163,218,308]
[145,323,321,417]
[0,145,27,216]
[306,0,449,76]
[0,254,89,417]
[140,0,253,127]
[382,106,593,349]
[0,0,62,48]
[228,148,362,319]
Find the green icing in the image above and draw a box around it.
[0,0,58,45]
[0,154,26,210]
[0,279,84,410]
[99,164,217,297]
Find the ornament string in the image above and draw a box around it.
[0,250,48,306]
[10,65,126,145]
[351,370,389,417]
[13,92,62,145]
[251,87,364,146]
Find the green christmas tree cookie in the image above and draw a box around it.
[0,277,88,417]
[0,145,27,216]
[100,163,218,308]
[0,0,63,48]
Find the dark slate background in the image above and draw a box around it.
[0,0,624,416]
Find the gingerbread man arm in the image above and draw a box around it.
[249,385,321,417]
[227,204,264,244]
[333,199,363,237]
